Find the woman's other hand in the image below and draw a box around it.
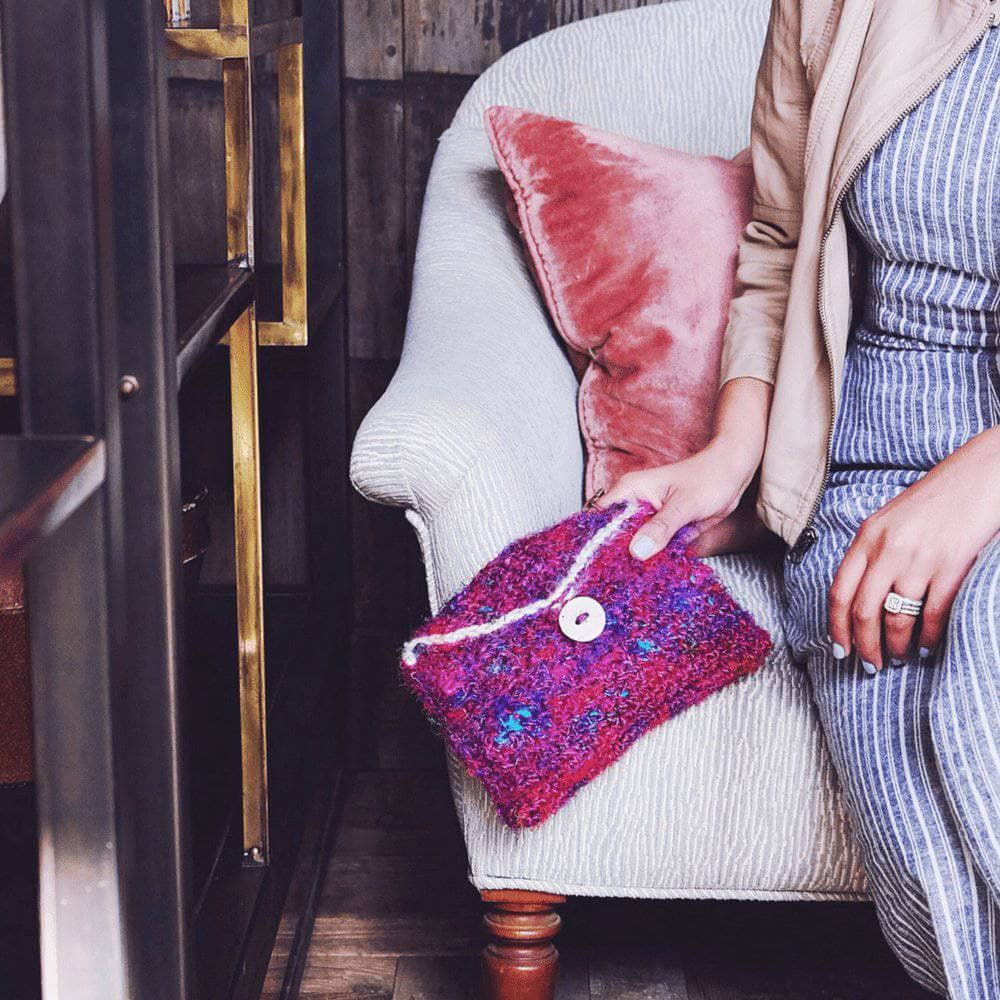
[829,425,1000,671]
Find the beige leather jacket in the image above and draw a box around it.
[721,0,1000,554]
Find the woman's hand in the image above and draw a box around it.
[594,377,775,558]
[594,436,764,559]
[829,426,1000,672]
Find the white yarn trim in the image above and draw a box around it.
[401,501,639,666]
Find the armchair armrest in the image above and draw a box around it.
[350,126,584,605]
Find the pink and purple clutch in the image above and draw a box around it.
[400,500,772,829]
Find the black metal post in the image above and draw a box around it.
[104,0,191,997]
[2,0,189,996]
[2,0,128,994]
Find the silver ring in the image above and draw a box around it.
[884,591,923,617]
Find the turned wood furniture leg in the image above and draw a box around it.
[481,890,566,1000]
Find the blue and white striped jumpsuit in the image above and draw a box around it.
[781,20,1000,999]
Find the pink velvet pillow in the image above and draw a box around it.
[484,106,753,496]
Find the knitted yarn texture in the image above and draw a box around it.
[400,500,773,828]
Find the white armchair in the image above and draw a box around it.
[350,3,866,995]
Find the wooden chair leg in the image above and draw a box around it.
[481,890,566,1000]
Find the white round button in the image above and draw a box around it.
[558,596,606,642]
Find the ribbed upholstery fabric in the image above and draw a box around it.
[351,0,869,900]
[783,25,1000,995]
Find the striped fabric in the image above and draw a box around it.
[782,22,1000,998]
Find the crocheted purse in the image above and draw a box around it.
[400,500,773,829]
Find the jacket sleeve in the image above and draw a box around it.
[720,0,811,387]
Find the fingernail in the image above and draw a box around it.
[919,646,931,659]
[831,642,848,660]
[630,535,656,560]
[891,658,905,668]
[861,660,878,676]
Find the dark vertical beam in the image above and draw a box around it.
[303,0,350,630]
[0,0,127,997]
[105,0,191,996]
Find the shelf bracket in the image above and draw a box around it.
[257,41,308,347]
[165,3,309,347]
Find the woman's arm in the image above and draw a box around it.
[597,0,811,557]
[719,0,811,389]
[829,426,1000,671]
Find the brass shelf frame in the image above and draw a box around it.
[167,5,308,349]
[164,0,311,866]
[0,357,14,396]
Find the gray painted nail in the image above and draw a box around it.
[630,535,656,560]
[862,660,878,676]
[891,658,905,668]
[919,646,931,659]
[831,642,848,660]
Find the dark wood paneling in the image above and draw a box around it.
[260,353,310,584]
[549,0,655,26]
[403,0,549,75]
[342,1,663,363]
[253,0,299,24]
[169,77,228,265]
[344,82,408,360]
[349,359,427,628]
[253,52,284,280]
[186,0,220,27]
[179,350,310,589]
[402,72,474,267]
[343,0,404,80]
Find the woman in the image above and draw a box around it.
[597,1,1000,996]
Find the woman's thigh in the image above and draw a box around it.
[928,531,1000,884]
[782,474,969,869]
[782,474,915,659]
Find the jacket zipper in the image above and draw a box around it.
[790,11,995,557]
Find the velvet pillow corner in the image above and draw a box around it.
[483,104,754,496]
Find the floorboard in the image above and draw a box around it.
[297,954,396,998]
[554,948,591,1000]
[392,955,480,999]
[589,944,689,999]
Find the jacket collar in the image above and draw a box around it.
[825,0,990,228]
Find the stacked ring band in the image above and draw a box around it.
[884,591,923,617]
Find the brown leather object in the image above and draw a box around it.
[0,487,211,786]
[0,572,33,785]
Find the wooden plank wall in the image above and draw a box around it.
[343,0,659,635]
[342,0,658,366]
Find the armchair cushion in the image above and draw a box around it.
[485,105,754,494]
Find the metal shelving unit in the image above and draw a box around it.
[0,0,346,996]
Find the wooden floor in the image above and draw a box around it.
[267,365,938,999]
